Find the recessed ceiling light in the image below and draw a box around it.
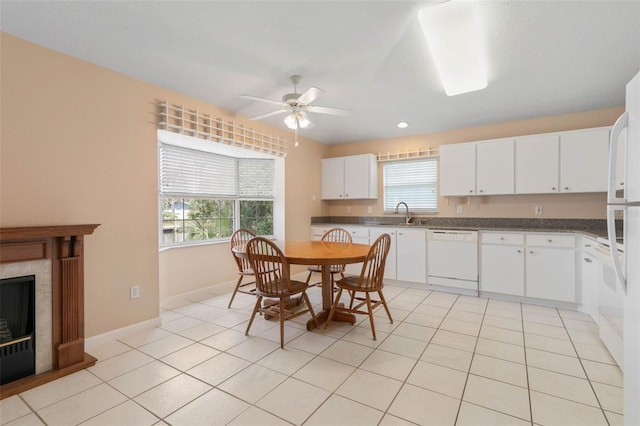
[396,122,409,129]
[418,0,488,96]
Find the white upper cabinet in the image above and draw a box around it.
[515,133,560,194]
[439,143,476,196]
[476,138,515,195]
[559,128,610,193]
[321,154,377,200]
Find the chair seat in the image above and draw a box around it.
[256,279,308,298]
[336,275,381,292]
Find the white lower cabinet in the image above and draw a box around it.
[480,232,576,303]
[481,244,525,296]
[369,227,426,283]
[396,228,427,283]
[370,227,397,280]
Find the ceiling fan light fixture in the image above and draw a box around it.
[418,0,488,96]
[284,111,311,129]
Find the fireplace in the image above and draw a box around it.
[0,275,36,385]
[0,224,99,399]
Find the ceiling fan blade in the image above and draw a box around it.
[297,86,323,105]
[306,105,352,116]
[249,109,289,121]
[239,94,287,107]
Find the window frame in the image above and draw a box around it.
[158,130,284,248]
[382,157,439,214]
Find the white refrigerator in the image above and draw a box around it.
[607,69,640,426]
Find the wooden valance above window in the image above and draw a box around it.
[158,101,288,157]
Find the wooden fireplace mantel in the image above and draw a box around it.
[0,224,99,399]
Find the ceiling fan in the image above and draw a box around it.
[240,75,351,146]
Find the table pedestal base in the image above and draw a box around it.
[306,304,356,331]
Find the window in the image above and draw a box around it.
[159,142,275,246]
[383,158,438,213]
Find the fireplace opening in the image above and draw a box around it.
[0,275,36,385]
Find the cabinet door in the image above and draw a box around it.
[476,138,515,195]
[560,128,610,193]
[515,134,559,194]
[321,157,345,199]
[344,154,376,199]
[370,227,397,280]
[480,245,524,296]
[396,228,427,283]
[526,247,576,302]
[440,143,476,196]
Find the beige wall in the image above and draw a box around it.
[326,108,623,219]
[0,33,327,336]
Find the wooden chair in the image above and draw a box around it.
[228,228,257,308]
[245,237,318,348]
[324,233,393,340]
[305,227,353,288]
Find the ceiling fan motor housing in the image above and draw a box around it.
[282,92,301,105]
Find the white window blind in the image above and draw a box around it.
[159,143,274,198]
[238,159,275,199]
[383,159,438,213]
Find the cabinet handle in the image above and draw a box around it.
[517,249,522,253]
[469,190,474,193]
[529,250,534,254]
[345,194,349,197]
[552,187,556,190]
[479,189,484,193]
[564,187,569,190]
[585,244,591,248]
[584,257,592,263]
[548,239,552,243]
[620,182,625,186]
[500,237,504,240]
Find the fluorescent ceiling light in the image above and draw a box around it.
[418,0,488,96]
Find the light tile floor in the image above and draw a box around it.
[1,279,624,426]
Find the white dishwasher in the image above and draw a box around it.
[427,230,479,295]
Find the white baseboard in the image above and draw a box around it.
[85,317,161,350]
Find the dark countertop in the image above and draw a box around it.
[311,216,623,241]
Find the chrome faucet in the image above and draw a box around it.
[394,202,412,224]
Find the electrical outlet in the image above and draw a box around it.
[130,285,140,299]
[457,205,463,214]
[535,205,543,215]
[367,206,373,214]
[346,206,352,213]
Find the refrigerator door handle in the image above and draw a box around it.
[608,112,628,204]
[607,205,626,293]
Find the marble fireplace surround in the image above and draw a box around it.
[0,225,99,399]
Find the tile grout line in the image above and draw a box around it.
[522,301,535,426]
[452,294,487,426]
[557,307,613,426]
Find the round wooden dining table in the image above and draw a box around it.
[234,240,370,330]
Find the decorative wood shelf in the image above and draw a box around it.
[377,147,439,162]
[158,101,288,157]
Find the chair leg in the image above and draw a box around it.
[378,290,393,323]
[304,270,314,285]
[245,296,262,336]
[324,288,343,329]
[279,298,285,349]
[302,292,318,327]
[228,275,244,308]
[365,293,376,341]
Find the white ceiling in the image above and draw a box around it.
[2,1,639,145]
